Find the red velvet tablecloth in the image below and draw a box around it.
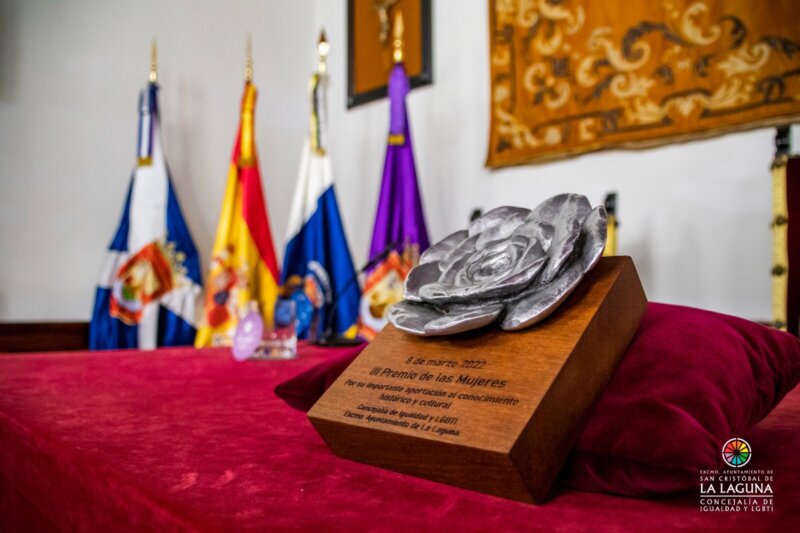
[1,344,798,531]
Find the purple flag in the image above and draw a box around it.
[369,64,430,260]
[359,63,430,339]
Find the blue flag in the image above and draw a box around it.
[282,68,359,339]
[89,83,202,350]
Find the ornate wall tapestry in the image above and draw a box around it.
[487,0,800,167]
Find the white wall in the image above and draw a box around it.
[0,0,315,320]
[0,0,783,322]
[318,0,777,320]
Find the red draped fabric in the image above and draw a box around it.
[1,345,798,530]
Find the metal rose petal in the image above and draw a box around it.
[529,194,592,283]
[391,194,606,337]
[439,248,475,287]
[388,300,444,335]
[495,242,548,288]
[469,206,530,237]
[459,237,523,286]
[419,230,468,265]
[439,234,479,272]
[541,216,581,283]
[512,219,554,251]
[476,218,526,250]
[425,302,506,336]
[419,241,547,304]
[404,261,443,302]
[500,261,584,331]
[388,300,505,336]
[580,206,607,272]
[527,193,591,225]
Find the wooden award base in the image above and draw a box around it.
[308,257,647,503]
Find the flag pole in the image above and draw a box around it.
[392,10,404,64]
[311,29,329,156]
[317,29,329,75]
[149,39,158,83]
[244,33,253,83]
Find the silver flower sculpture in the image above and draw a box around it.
[387,194,607,336]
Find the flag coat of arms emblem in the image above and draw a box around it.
[195,82,281,347]
[283,63,360,339]
[89,83,203,350]
[359,62,430,340]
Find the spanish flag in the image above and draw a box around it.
[195,82,280,347]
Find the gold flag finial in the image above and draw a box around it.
[149,39,158,83]
[244,33,253,83]
[392,10,404,64]
[317,29,330,74]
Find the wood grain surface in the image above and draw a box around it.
[309,256,647,503]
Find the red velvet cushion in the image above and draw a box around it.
[275,347,365,411]
[275,303,800,496]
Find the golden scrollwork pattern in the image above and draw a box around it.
[487,0,800,167]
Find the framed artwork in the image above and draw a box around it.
[487,0,800,167]
[347,0,433,108]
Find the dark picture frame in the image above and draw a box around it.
[347,0,433,109]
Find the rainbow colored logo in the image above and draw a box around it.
[722,438,751,468]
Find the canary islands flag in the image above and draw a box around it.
[359,62,430,340]
[89,82,203,350]
[283,68,360,339]
[195,82,280,347]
